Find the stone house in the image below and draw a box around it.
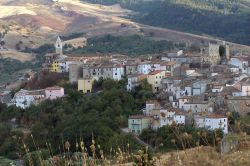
[84,63,125,81]
[183,101,214,113]
[226,96,250,115]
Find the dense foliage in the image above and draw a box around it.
[140,125,223,152]
[0,44,55,84]
[60,33,86,41]
[69,35,186,56]
[82,0,250,45]
[139,0,250,45]
[0,79,153,160]
[0,58,33,84]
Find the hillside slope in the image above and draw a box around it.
[0,0,136,49]
[140,0,250,45]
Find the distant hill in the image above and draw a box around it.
[139,0,250,45]
[82,0,250,45]
[81,0,162,13]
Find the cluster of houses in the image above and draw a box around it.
[0,86,65,109]
[42,37,250,135]
[128,100,228,134]
[11,86,65,109]
[2,37,249,135]
[127,41,250,135]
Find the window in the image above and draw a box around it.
[156,76,158,79]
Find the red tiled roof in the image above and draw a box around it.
[45,86,63,90]
[161,61,176,66]
[148,70,163,75]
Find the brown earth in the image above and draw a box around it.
[0,49,33,62]
[0,0,249,60]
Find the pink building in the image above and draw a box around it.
[45,86,64,100]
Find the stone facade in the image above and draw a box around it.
[209,43,221,66]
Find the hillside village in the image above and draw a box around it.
[1,36,250,138]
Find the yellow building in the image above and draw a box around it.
[147,70,166,93]
[50,60,60,72]
[78,78,94,93]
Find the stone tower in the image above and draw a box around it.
[209,43,221,66]
[55,36,63,56]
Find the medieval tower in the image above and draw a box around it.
[55,36,63,56]
[208,43,221,66]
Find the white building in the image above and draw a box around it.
[137,62,152,74]
[151,108,186,130]
[12,89,45,109]
[228,57,249,74]
[112,64,125,80]
[173,113,185,125]
[195,114,228,134]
